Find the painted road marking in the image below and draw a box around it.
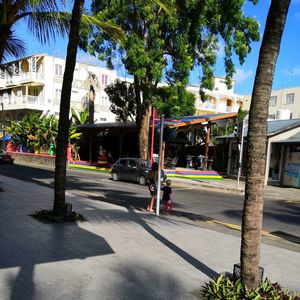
[206,220,279,239]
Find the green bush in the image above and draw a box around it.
[201,274,300,300]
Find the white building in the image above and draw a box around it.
[187,77,244,115]
[243,86,300,120]
[0,54,246,130]
[0,54,118,125]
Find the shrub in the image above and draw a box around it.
[201,274,300,300]
[31,209,85,223]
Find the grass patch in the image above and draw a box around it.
[31,209,86,223]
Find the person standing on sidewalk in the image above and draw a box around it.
[161,179,173,214]
[146,162,158,212]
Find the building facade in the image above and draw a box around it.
[0,54,118,126]
[0,54,246,130]
[187,77,244,115]
[243,86,300,120]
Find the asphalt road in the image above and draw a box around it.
[1,163,300,251]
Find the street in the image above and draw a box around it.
[1,163,300,251]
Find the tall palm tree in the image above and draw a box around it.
[53,0,84,215]
[0,0,69,63]
[240,0,291,289]
[84,71,99,124]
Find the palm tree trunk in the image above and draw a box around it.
[240,0,291,289]
[53,0,84,215]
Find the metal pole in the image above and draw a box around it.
[236,119,245,190]
[156,114,164,216]
[150,107,156,165]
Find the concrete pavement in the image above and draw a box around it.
[0,174,299,299]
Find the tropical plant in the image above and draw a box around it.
[241,0,291,289]
[5,111,58,153]
[86,0,259,159]
[0,0,69,63]
[71,107,89,125]
[201,275,300,300]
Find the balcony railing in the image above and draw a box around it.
[21,72,44,82]
[0,95,44,107]
[197,102,239,113]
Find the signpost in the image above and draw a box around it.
[156,114,164,216]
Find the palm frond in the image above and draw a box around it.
[26,12,70,44]
[81,14,125,44]
[2,31,27,62]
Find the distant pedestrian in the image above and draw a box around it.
[161,179,173,214]
[146,162,158,212]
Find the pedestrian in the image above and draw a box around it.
[146,162,158,212]
[161,179,173,214]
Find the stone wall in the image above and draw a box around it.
[9,152,56,167]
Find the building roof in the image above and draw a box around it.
[217,118,300,139]
[77,121,136,131]
[273,131,300,143]
[169,113,237,129]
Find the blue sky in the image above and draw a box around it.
[13,0,300,96]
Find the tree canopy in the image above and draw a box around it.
[83,0,259,158]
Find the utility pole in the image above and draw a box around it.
[156,114,164,216]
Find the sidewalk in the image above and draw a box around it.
[171,176,300,201]
[0,174,299,300]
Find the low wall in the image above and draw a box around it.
[9,152,56,167]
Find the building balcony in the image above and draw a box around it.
[0,95,45,110]
[197,102,239,113]
[21,72,44,83]
[0,72,44,89]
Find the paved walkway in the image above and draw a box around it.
[0,174,299,300]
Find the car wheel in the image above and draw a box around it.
[112,172,119,181]
[139,176,146,185]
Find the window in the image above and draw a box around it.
[55,88,62,99]
[101,74,108,86]
[100,117,107,121]
[285,93,294,105]
[71,90,78,101]
[55,64,63,76]
[269,96,277,107]
[74,68,79,79]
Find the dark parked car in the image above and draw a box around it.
[0,149,14,164]
[111,158,150,185]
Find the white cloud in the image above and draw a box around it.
[233,68,253,84]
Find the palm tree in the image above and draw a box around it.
[0,0,69,63]
[240,0,291,289]
[53,0,85,216]
[84,71,100,124]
